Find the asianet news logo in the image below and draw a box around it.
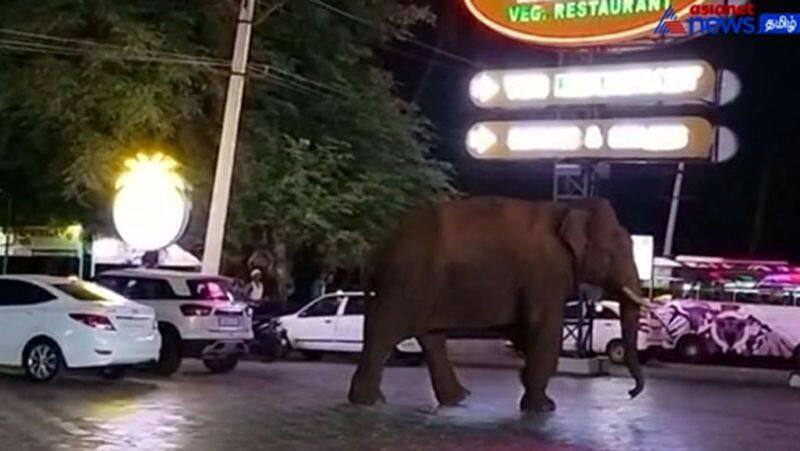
[654,3,800,36]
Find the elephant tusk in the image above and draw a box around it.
[622,287,654,309]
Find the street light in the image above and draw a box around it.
[112,153,190,252]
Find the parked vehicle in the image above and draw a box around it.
[559,300,648,363]
[248,301,292,362]
[272,291,423,364]
[96,269,252,375]
[0,275,160,382]
[644,256,800,368]
[648,292,800,368]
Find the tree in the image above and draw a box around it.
[225,1,454,300]
[0,1,455,294]
[0,0,229,229]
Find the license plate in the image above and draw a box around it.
[219,317,241,327]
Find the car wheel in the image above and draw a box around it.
[605,339,626,364]
[300,350,323,361]
[23,339,63,383]
[155,326,182,376]
[792,346,800,371]
[99,367,127,380]
[677,335,708,364]
[203,356,239,374]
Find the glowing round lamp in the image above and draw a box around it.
[112,153,190,251]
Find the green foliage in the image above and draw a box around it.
[0,0,455,270]
[227,0,454,269]
[0,0,219,219]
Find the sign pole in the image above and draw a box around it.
[663,162,685,256]
[202,0,256,275]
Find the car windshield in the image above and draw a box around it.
[52,281,127,302]
[187,279,235,301]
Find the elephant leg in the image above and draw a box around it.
[519,308,563,412]
[348,317,400,405]
[418,333,470,406]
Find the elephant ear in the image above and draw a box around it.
[559,209,589,263]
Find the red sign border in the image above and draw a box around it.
[463,0,708,47]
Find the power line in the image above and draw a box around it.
[0,37,228,68]
[0,28,229,66]
[303,0,482,69]
[0,28,347,97]
[250,70,336,99]
[249,63,349,97]
[0,27,471,145]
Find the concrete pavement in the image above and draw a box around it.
[0,355,799,451]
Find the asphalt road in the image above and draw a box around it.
[1,352,799,451]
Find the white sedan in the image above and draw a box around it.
[275,292,422,363]
[0,275,161,382]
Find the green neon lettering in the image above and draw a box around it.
[566,2,577,18]
[598,0,610,16]
[554,3,565,19]
[520,5,531,21]
[588,0,600,16]
[609,0,622,14]
[508,6,521,22]
[648,0,661,11]
[622,0,634,14]
[635,0,648,13]
[577,2,588,18]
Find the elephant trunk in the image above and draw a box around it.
[609,257,646,398]
[620,296,645,398]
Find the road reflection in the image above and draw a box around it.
[79,390,193,450]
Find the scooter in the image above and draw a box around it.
[248,302,290,362]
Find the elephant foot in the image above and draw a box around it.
[436,385,471,407]
[348,384,386,406]
[520,394,556,412]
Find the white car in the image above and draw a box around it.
[561,300,648,363]
[96,269,252,375]
[275,292,422,363]
[0,275,160,382]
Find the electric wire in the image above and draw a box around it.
[0,28,348,96]
[303,0,482,69]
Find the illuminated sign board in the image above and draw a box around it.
[463,0,714,47]
[466,117,718,161]
[632,235,655,281]
[470,60,717,108]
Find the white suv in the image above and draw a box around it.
[275,291,422,363]
[96,269,253,375]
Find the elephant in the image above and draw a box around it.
[348,196,652,412]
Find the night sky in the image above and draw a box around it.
[393,0,800,261]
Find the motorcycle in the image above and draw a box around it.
[247,302,290,362]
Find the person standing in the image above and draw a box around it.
[246,268,265,303]
[311,270,328,299]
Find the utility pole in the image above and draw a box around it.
[202,0,256,275]
[2,191,11,275]
[663,162,685,256]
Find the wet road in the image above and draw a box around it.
[1,355,799,451]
